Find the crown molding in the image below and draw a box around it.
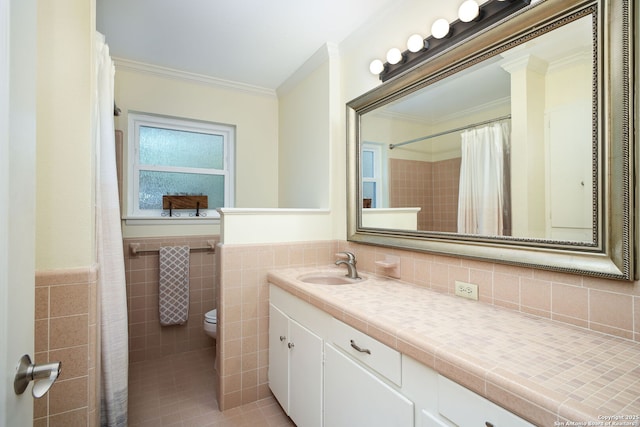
[276,42,339,97]
[113,57,277,98]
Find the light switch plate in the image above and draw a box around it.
[454,281,479,300]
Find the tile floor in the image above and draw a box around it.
[128,347,295,427]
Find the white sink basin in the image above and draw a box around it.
[298,272,365,285]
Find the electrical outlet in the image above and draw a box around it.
[454,281,478,300]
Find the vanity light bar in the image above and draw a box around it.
[377,0,531,82]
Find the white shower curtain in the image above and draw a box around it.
[95,32,128,427]
[457,121,510,236]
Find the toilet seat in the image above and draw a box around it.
[205,309,217,324]
[203,309,217,340]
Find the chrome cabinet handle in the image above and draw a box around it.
[350,339,371,355]
[279,335,286,342]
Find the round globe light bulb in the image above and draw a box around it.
[458,0,480,22]
[386,47,403,65]
[431,18,451,39]
[407,34,425,53]
[369,59,384,75]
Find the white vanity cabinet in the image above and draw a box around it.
[268,283,535,427]
[268,302,323,427]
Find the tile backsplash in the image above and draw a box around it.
[123,236,219,363]
[346,242,640,341]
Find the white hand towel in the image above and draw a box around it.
[158,246,190,326]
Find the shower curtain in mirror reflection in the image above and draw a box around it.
[95,33,128,427]
[457,121,511,236]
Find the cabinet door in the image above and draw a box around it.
[324,343,414,427]
[268,304,290,412]
[289,319,323,427]
[438,376,534,427]
[421,409,452,427]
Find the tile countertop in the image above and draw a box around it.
[267,266,640,427]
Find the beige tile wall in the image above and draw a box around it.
[430,158,461,232]
[389,158,460,232]
[215,239,640,411]
[123,236,218,363]
[390,158,431,230]
[215,241,338,410]
[34,267,99,427]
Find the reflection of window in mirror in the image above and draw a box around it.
[127,113,235,220]
[361,142,386,208]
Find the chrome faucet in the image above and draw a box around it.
[335,251,360,279]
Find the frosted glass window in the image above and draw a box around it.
[128,113,235,219]
[139,171,225,210]
[139,126,224,169]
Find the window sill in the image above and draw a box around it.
[123,216,220,226]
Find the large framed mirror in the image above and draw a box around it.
[347,0,635,280]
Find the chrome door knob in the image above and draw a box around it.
[14,354,61,398]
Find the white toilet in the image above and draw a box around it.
[204,309,217,340]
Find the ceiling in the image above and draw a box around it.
[96,0,399,90]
